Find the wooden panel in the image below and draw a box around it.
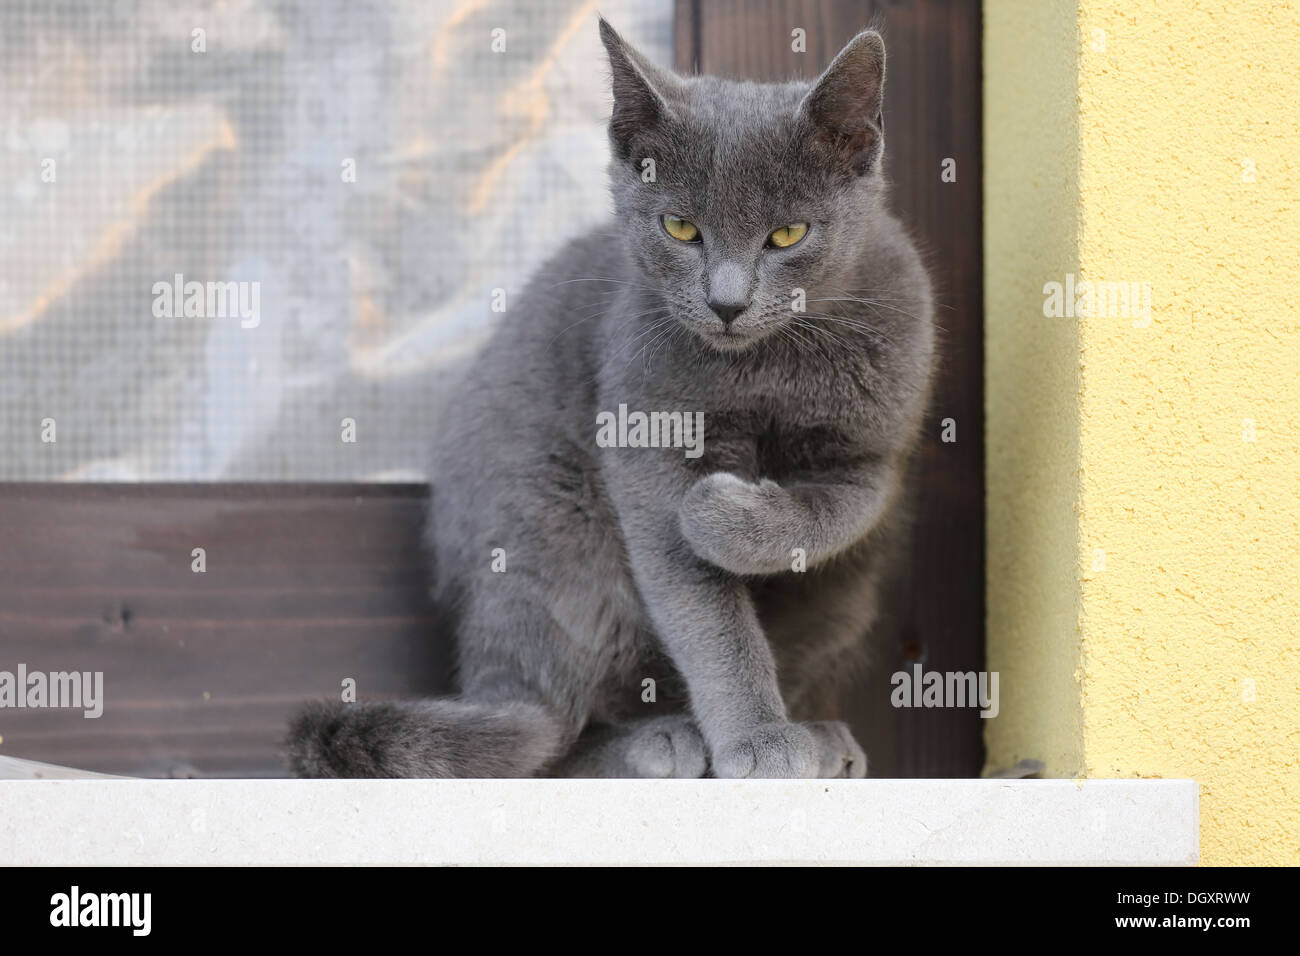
[1,2,982,780]
[675,0,986,775]
[0,484,451,777]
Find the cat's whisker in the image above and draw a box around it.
[798,311,898,345]
[821,285,917,299]
[594,315,676,382]
[634,318,685,374]
[646,325,688,377]
[817,299,921,320]
[814,291,929,323]
[790,317,850,356]
[776,323,819,362]
[790,319,843,362]
[546,304,669,351]
[545,276,668,295]
[806,294,913,305]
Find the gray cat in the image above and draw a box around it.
[287,19,935,779]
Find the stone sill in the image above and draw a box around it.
[0,775,1198,866]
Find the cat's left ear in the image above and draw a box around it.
[798,30,886,176]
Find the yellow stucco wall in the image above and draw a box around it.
[986,0,1299,865]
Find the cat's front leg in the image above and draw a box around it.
[612,506,866,778]
[678,463,898,575]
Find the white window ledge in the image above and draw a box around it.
[0,776,1197,866]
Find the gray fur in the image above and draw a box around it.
[286,19,935,779]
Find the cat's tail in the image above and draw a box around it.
[285,698,566,778]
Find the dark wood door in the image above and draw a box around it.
[0,1,983,778]
[675,0,985,776]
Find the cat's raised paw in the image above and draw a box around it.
[679,472,787,575]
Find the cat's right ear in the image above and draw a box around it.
[599,18,678,161]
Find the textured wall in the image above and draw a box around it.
[987,0,1300,865]
[984,1,1084,778]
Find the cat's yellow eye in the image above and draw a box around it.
[768,223,809,248]
[662,215,700,242]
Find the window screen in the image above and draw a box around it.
[0,0,672,480]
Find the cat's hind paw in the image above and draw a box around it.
[624,715,709,778]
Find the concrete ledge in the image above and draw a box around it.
[0,778,1198,865]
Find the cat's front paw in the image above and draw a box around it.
[679,472,788,575]
[712,721,867,778]
[805,720,868,778]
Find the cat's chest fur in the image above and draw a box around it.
[598,314,884,480]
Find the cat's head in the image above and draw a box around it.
[599,19,888,353]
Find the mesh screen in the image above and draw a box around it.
[0,0,671,480]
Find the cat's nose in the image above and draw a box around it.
[705,261,752,326]
[708,300,747,326]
